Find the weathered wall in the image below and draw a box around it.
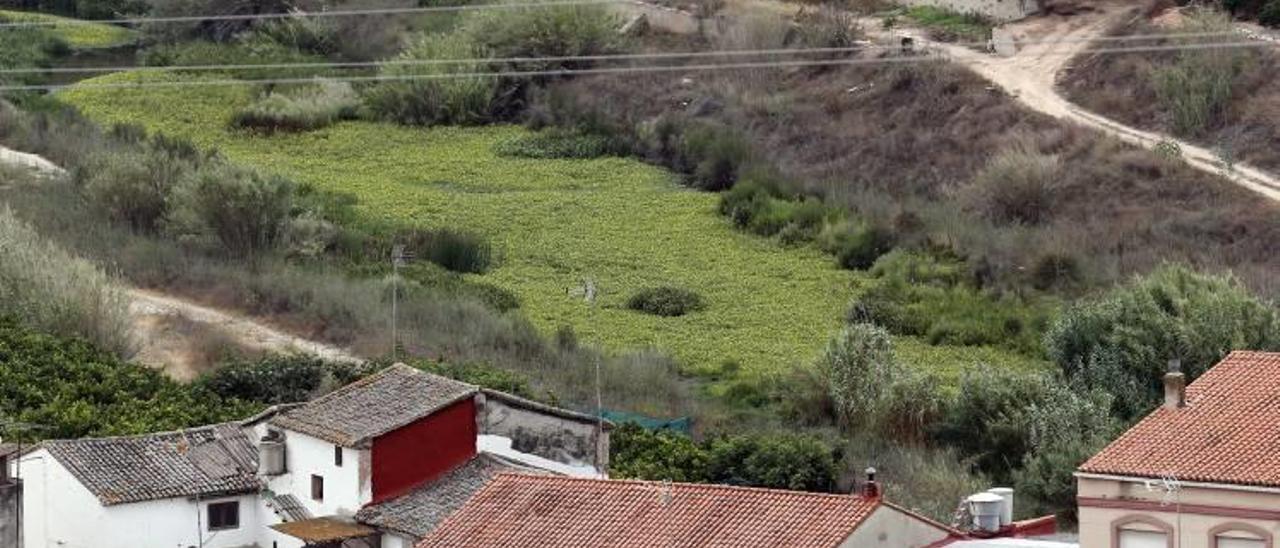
[0,480,19,548]
[478,394,606,470]
[900,0,1040,22]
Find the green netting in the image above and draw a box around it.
[601,410,692,434]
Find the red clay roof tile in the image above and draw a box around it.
[1079,351,1280,487]
[417,473,882,548]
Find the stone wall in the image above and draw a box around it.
[0,480,21,548]
[477,392,608,470]
[900,0,1040,22]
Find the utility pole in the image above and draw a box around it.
[391,245,414,362]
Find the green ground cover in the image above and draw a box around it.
[0,9,136,49]
[61,71,1043,382]
[901,6,992,42]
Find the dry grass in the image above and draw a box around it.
[549,41,1280,297]
[1060,9,1280,172]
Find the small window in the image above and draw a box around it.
[1217,536,1264,548]
[1119,529,1168,548]
[334,445,343,467]
[311,474,324,501]
[207,501,239,531]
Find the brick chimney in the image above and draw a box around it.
[861,467,881,499]
[1164,359,1185,410]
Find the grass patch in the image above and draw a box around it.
[60,71,860,378]
[902,6,992,43]
[0,9,136,49]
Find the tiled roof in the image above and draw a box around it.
[269,493,313,522]
[271,364,477,448]
[356,454,544,539]
[1080,351,1280,487]
[272,517,378,543]
[417,474,881,548]
[480,389,611,428]
[43,423,259,506]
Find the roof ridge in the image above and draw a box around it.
[42,421,242,445]
[489,472,870,501]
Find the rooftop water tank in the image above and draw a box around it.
[968,492,1004,533]
[988,487,1014,526]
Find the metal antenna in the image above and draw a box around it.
[391,245,415,362]
[574,277,606,476]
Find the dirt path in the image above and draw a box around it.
[864,5,1280,202]
[0,146,363,379]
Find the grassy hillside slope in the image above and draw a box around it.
[0,9,135,48]
[60,71,1041,380]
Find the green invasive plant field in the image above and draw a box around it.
[0,9,136,49]
[61,72,1040,381]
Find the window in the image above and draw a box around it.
[207,501,239,531]
[1217,537,1265,548]
[1119,530,1168,548]
[334,445,343,467]
[311,474,324,501]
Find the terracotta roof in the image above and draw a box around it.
[417,474,881,548]
[356,454,546,539]
[270,364,477,448]
[1080,351,1280,487]
[43,423,259,506]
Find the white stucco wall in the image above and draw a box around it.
[263,429,370,518]
[381,532,416,548]
[14,448,261,548]
[840,504,954,548]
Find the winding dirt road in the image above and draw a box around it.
[865,4,1280,201]
[0,149,363,379]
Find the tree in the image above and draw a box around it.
[818,323,899,429]
[1045,264,1280,418]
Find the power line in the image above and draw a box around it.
[0,0,630,28]
[1,39,1271,92]
[0,30,1254,76]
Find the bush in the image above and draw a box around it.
[174,163,294,256]
[1151,9,1240,136]
[82,147,193,232]
[0,206,131,356]
[492,128,625,159]
[1045,264,1280,418]
[196,354,331,404]
[678,123,751,191]
[610,422,710,482]
[626,286,706,317]
[230,80,361,133]
[365,32,497,126]
[817,323,898,429]
[1013,380,1118,520]
[461,5,620,70]
[932,367,1046,482]
[822,222,895,270]
[964,145,1061,225]
[1262,0,1280,26]
[402,227,493,274]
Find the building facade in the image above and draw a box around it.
[1077,352,1280,548]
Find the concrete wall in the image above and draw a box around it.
[1078,476,1280,548]
[0,480,19,548]
[840,504,954,548]
[899,0,1040,22]
[478,394,606,470]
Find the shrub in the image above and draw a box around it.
[705,434,837,492]
[932,367,1047,482]
[1029,253,1082,291]
[415,359,534,399]
[1262,0,1280,26]
[610,422,710,482]
[461,5,620,69]
[196,354,331,404]
[823,222,895,270]
[817,323,898,429]
[365,32,497,126]
[1014,380,1118,520]
[0,206,131,356]
[965,145,1061,225]
[626,286,706,317]
[140,38,325,80]
[174,163,294,256]
[492,128,624,159]
[402,227,494,274]
[230,80,361,133]
[678,123,751,191]
[1045,264,1280,418]
[82,147,194,232]
[1151,9,1240,136]
[795,6,861,50]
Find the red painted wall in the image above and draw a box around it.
[371,397,477,503]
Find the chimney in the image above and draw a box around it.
[1164,359,1185,410]
[861,467,880,499]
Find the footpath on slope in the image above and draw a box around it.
[0,145,364,380]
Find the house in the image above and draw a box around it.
[1076,351,1280,548]
[1,443,20,548]
[10,364,610,548]
[415,472,960,548]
